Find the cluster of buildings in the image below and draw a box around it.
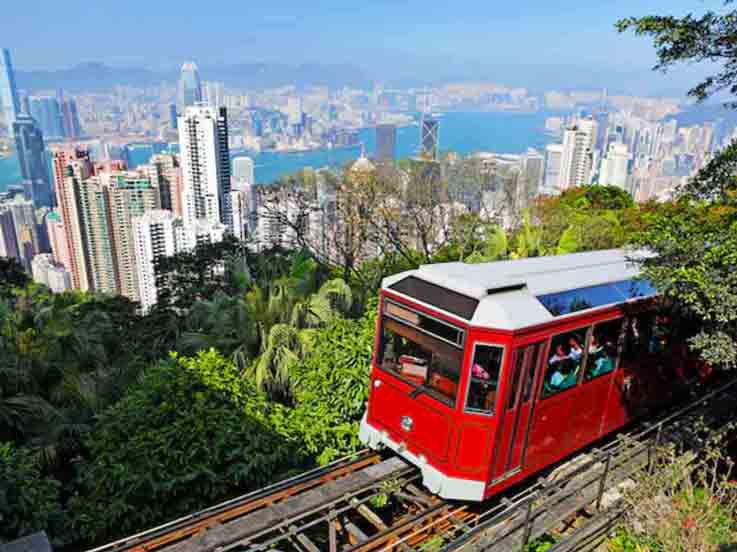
[542,109,720,201]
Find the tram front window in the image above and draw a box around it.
[379,317,462,406]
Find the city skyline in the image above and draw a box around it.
[1,1,727,96]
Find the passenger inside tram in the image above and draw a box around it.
[543,330,587,396]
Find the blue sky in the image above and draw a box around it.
[1,0,727,93]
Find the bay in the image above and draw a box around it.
[0,111,553,191]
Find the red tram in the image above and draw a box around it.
[359,249,699,501]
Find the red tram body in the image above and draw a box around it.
[359,249,696,501]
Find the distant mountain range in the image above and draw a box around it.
[15,62,372,92]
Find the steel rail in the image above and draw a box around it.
[86,449,380,552]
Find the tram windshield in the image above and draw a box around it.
[378,313,463,407]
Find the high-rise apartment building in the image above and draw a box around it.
[599,142,630,190]
[543,144,564,195]
[102,173,161,301]
[178,105,231,233]
[178,62,202,109]
[376,124,397,164]
[203,81,225,108]
[558,119,597,191]
[46,210,72,271]
[13,114,52,207]
[420,117,439,161]
[141,153,184,216]
[1,196,39,270]
[31,253,72,293]
[232,156,255,185]
[132,210,188,312]
[0,48,20,139]
[0,208,19,260]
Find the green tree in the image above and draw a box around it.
[70,350,295,543]
[0,442,63,543]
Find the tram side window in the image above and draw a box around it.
[465,344,504,415]
[379,318,463,406]
[542,328,587,398]
[621,312,655,362]
[585,319,623,381]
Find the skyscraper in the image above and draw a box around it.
[0,48,20,139]
[13,115,52,207]
[543,144,564,195]
[141,153,184,216]
[376,124,397,164]
[178,62,202,109]
[420,117,439,161]
[232,156,255,185]
[1,196,39,270]
[169,104,178,130]
[599,143,630,190]
[178,105,231,234]
[60,97,82,138]
[29,96,65,139]
[46,210,72,271]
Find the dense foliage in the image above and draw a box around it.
[69,350,295,542]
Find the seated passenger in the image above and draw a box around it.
[472,362,490,380]
[569,338,583,362]
[549,345,568,366]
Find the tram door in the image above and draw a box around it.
[491,342,545,481]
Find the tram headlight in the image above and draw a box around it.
[373,379,382,388]
[400,415,414,432]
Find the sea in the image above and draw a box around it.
[0,111,554,192]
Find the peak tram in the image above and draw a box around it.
[360,249,706,501]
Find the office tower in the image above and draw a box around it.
[420,117,439,161]
[0,208,19,259]
[132,210,188,311]
[203,81,225,108]
[0,48,20,139]
[599,143,630,190]
[60,97,82,138]
[543,144,564,194]
[558,119,597,191]
[31,253,72,293]
[29,96,65,139]
[376,124,397,164]
[46,210,72,270]
[178,105,231,233]
[53,147,94,290]
[169,104,178,129]
[232,156,255,185]
[141,153,183,215]
[520,148,545,197]
[178,61,202,109]
[102,173,160,301]
[13,115,52,207]
[286,97,302,126]
[1,196,39,270]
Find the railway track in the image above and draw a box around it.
[89,377,737,552]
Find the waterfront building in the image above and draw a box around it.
[543,144,564,195]
[376,124,397,164]
[232,156,255,185]
[178,62,202,109]
[29,96,65,139]
[31,253,72,293]
[420,117,439,161]
[0,48,20,140]
[599,142,630,190]
[13,114,52,207]
[178,105,231,234]
[60,98,82,138]
[132,209,188,312]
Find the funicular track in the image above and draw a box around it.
[89,377,737,552]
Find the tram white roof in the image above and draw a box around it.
[382,249,653,331]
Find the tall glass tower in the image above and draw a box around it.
[0,48,21,140]
[178,62,202,109]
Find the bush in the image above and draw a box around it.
[0,442,62,543]
[69,350,296,543]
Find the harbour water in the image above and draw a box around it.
[0,111,553,191]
